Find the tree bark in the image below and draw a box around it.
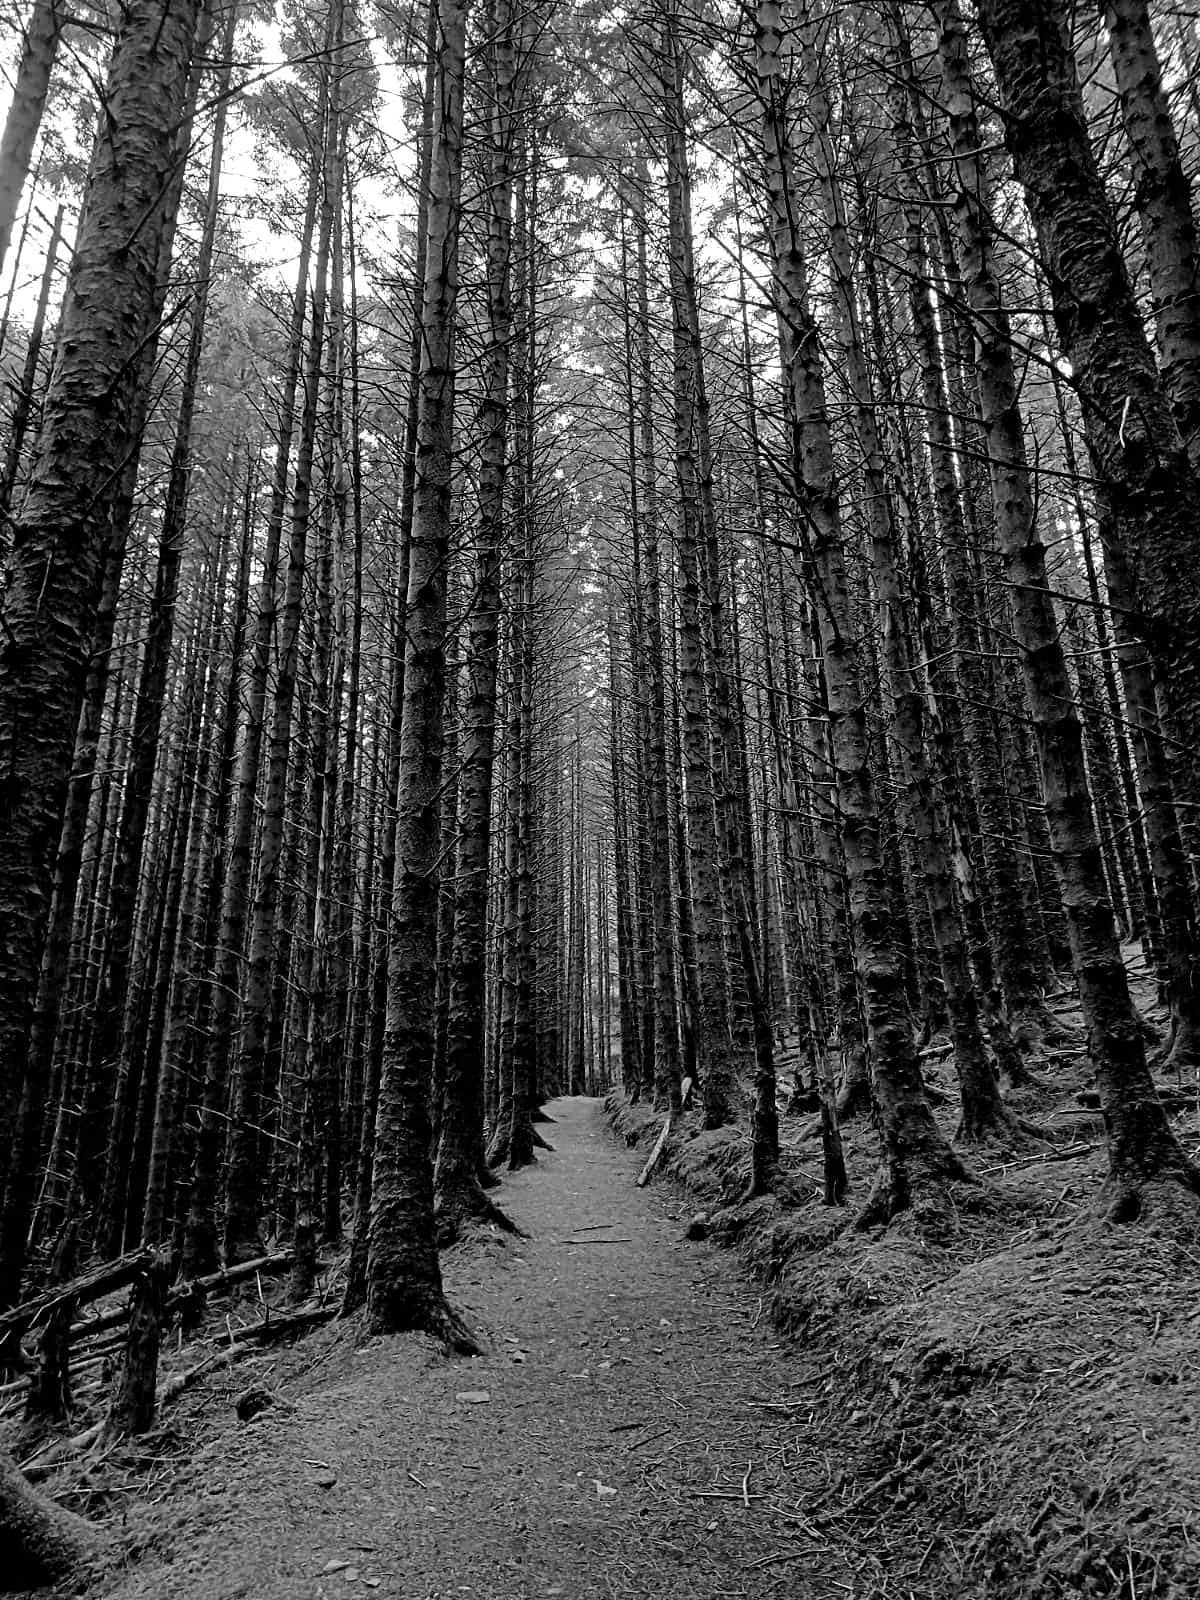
[0,0,65,280]
[181,148,323,1280]
[754,0,967,1223]
[93,2,235,1257]
[942,0,1200,1215]
[223,19,342,1264]
[0,0,203,1264]
[104,1252,169,1438]
[977,0,1200,822]
[659,1,735,1129]
[798,6,1004,1142]
[365,0,477,1350]
[435,0,522,1241]
[1101,0,1200,471]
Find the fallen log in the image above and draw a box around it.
[169,1252,292,1312]
[636,1115,671,1188]
[68,1251,293,1344]
[159,1304,338,1406]
[0,1249,154,1357]
[226,1303,337,1347]
[0,1338,125,1417]
[20,1422,104,1481]
[20,1304,340,1477]
[0,1447,102,1590]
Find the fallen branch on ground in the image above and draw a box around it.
[636,1115,671,1188]
[814,1445,936,1523]
[0,1250,155,1356]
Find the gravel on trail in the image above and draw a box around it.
[99,1097,856,1600]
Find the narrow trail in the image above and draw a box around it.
[104,1099,858,1600]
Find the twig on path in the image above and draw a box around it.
[625,1428,671,1451]
[563,1238,633,1246]
[982,1142,1101,1175]
[742,1460,753,1507]
[745,1537,826,1569]
[815,1445,937,1523]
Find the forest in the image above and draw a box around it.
[0,0,1199,1593]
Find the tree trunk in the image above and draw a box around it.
[0,0,65,280]
[943,0,1200,1215]
[343,2,438,1314]
[1101,0,1200,471]
[104,1251,170,1438]
[223,22,342,1264]
[800,5,1004,1141]
[182,152,322,1279]
[659,1,734,1129]
[629,196,682,1112]
[753,0,967,1223]
[93,4,234,1257]
[0,202,62,528]
[365,0,477,1351]
[0,0,203,1268]
[434,0,521,1241]
[977,0,1200,820]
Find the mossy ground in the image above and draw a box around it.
[608,952,1200,1598]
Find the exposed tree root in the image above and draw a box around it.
[1098,1162,1200,1225]
[742,1171,776,1202]
[742,1168,811,1207]
[988,1020,1041,1090]
[853,1146,979,1236]
[435,1179,527,1249]
[954,1101,1052,1149]
[835,1061,873,1122]
[1011,999,1081,1054]
[1156,1017,1199,1077]
[784,1083,820,1116]
[424,1302,484,1357]
[0,1449,103,1589]
[341,1237,368,1315]
[365,1288,482,1356]
[998,1061,1058,1103]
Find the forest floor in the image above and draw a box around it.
[36,1096,872,1600]
[12,956,1200,1600]
[605,952,1200,1600]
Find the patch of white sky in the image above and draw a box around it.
[0,7,423,325]
[1,0,793,448]
[550,6,781,386]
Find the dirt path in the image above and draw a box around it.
[101,1099,857,1600]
